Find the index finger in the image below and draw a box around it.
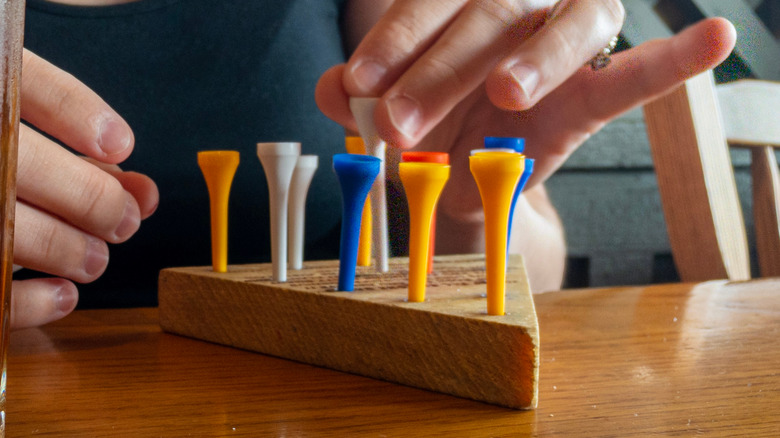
[345,0,554,148]
[343,0,465,97]
[20,49,134,164]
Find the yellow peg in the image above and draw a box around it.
[469,151,524,315]
[198,150,240,273]
[399,162,450,302]
[401,151,449,273]
[345,136,372,267]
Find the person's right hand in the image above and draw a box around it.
[9,50,159,329]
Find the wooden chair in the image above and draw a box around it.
[643,70,780,282]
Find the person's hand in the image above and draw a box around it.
[10,50,159,329]
[316,0,736,222]
[317,0,736,292]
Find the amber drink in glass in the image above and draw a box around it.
[0,1,25,435]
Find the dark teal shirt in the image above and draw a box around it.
[24,0,347,307]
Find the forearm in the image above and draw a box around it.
[437,184,565,293]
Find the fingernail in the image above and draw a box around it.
[114,197,141,241]
[508,63,540,102]
[386,94,423,140]
[84,236,109,278]
[147,199,159,217]
[56,283,79,315]
[351,59,387,93]
[98,117,133,157]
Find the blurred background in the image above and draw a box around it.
[547,0,780,289]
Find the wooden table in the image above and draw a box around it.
[7,279,780,436]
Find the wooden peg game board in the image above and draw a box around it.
[158,254,539,409]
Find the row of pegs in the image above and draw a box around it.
[198,136,532,317]
[337,135,533,315]
[198,99,532,316]
[198,143,317,283]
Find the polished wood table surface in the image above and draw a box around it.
[7,278,780,436]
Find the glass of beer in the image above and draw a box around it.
[0,1,26,435]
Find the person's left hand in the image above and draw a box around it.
[10,50,159,329]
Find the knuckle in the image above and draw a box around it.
[51,82,84,122]
[547,25,577,66]
[383,18,426,58]
[33,219,61,266]
[16,125,38,178]
[37,70,85,121]
[475,0,525,27]
[75,171,123,232]
[18,128,52,183]
[426,54,468,93]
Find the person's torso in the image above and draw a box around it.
[24,0,347,307]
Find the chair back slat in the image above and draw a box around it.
[643,70,751,282]
[717,80,780,147]
[751,147,780,277]
[718,78,780,278]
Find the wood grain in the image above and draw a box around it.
[752,147,780,277]
[643,70,751,281]
[158,254,538,410]
[8,279,780,436]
